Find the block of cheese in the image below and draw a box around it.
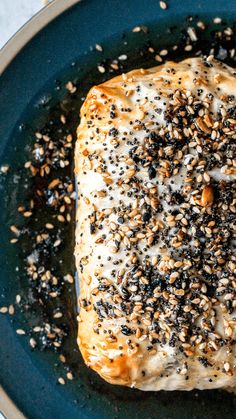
[75,57,236,391]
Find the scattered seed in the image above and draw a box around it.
[45,223,54,229]
[16,295,21,304]
[8,305,15,315]
[97,65,105,73]
[95,44,103,52]
[16,329,26,335]
[213,17,222,24]
[159,1,167,10]
[0,165,10,173]
[23,211,32,217]
[64,274,74,284]
[58,377,65,385]
[30,338,37,348]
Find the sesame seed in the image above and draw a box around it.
[30,338,37,348]
[59,354,66,363]
[118,54,127,61]
[45,223,54,229]
[97,65,105,73]
[33,326,41,332]
[7,32,236,378]
[53,312,63,319]
[155,55,163,62]
[23,211,32,217]
[159,1,167,10]
[10,225,20,236]
[187,27,198,42]
[65,81,77,93]
[95,44,103,52]
[0,165,10,173]
[0,307,8,314]
[184,45,193,52]
[132,26,141,32]
[213,17,222,24]
[16,295,21,304]
[223,362,230,372]
[53,239,61,247]
[16,329,26,335]
[64,274,74,284]
[8,305,14,315]
[159,49,168,56]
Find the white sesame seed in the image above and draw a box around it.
[207,55,214,63]
[184,45,193,52]
[16,295,21,304]
[59,354,66,363]
[224,362,230,372]
[203,172,210,182]
[187,27,198,42]
[213,17,222,24]
[53,312,63,319]
[64,274,74,284]
[224,293,233,301]
[0,307,8,314]
[95,44,103,52]
[197,21,206,30]
[53,239,61,247]
[118,54,127,61]
[67,372,73,380]
[33,326,41,332]
[16,329,26,335]
[0,165,10,173]
[30,338,37,348]
[225,326,233,337]
[97,65,105,73]
[8,305,14,315]
[58,377,65,385]
[23,211,32,218]
[159,1,167,10]
[65,81,77,93]
[159,49,168,56]
[60,114,66,124]
[10,225,20,236]
[155,54,162,62]
[224,27,233,36]
[132,26,141,32]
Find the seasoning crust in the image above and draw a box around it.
[75,57,236,390]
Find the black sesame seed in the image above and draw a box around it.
[120,325,133,336]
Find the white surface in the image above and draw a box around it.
[0,0,50,49]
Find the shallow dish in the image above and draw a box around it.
[0,0,235,418]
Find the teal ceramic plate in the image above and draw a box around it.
[0,1,236,418]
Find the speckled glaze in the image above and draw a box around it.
[0,1,236,418]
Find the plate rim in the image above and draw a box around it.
[0,386,25,419]
[0,1,81,417]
